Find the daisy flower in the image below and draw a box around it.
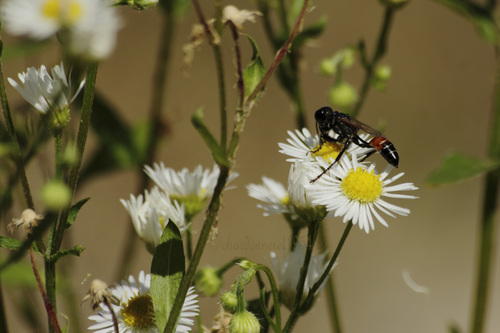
[144,163,238,221]
[120,187,187,252]
[268,243,333,310]
[7,62,85,114]
[246,176,290,216]
[88,271,199,333]
[307,153,418,233]
[278,127,372,165]
[2,0,121,60]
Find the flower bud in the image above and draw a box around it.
[328,82,357,110]
[229,310,260,333]
[375,65,392,82]
[194,267,223,297]
[319,58,336,76]
[40,180,72,211]
[221,291,238,313]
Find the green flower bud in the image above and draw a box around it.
[40,180,72,211]
[221,291,238,313]
[328,82,358,110]
[194,267,223,297]
[375,65,392,82]
[229,310,260,333]
[319,58,336,77]
[62,143,79,168]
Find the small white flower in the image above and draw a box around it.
[307,153,418,233]
[144,163,238,220]
[2,0,121,60]
[278,128,372,165]
[88,271,199,333]
[121,187,187,251]
[268,243,333,310]
[246,177,290,216]
[287,161,318,209]
[7,62,85,114]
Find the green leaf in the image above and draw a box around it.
[432,0,498,44]
[66,198,90,228]
[1,40,51,61]
[151,222,185,333]
[191,108,229,167]
[78,94,146,182]
[291,16,328,50]
[48,246,85,262]
[0,236,22,251]
[0,257,38,288]
[243,35,266,99]
[426,151,500,186]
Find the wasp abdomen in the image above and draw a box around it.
[370,137,399,168]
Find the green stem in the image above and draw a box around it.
[317,224,342,333]
[258,265,282,332]
[352,7,395,118]
[469,44,500,333]
[45,63,98,333]
[0,283,7,333]
[0,22,34,210]
[282,219,321,332]
[301,222,353,312]
[163,166,230,333]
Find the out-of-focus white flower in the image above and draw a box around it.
[2,0,121,60]
[268,243,333,310]
[246,176,290,216]
[144,163,238,221]
[121,187,187,252]
[7,62,85,114]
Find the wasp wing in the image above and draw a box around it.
[338,115,383,137]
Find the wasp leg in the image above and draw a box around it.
[359,149,377,162]
[310,139,351,183]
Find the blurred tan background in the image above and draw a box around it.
[2,0,500,332]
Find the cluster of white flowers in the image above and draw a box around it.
[2,0,121,60]
[248,127,418,233]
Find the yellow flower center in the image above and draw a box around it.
[41,0,83,26]
[311,142,344,162]
[42,0,61,19]
[120,293,156,329]
[281,195,290,206]
[341,167,383,203]
[171,194,206,222]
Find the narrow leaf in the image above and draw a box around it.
[291,16,328,50]
[49,246,85,262]
[0,236,22,251]
[426,151,500,186]
[66,198,90,228]
[243,35,266,99]
[151,222,185,333]
[191,108,229,167]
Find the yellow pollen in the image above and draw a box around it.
[341,167,383,203]
[120,294,155,329]
[42,0,61,19]
[311,142,344,162]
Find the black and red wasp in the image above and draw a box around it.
[310,106,399,183]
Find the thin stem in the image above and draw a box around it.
[302,222,353,312]
[31,247,61,333]
[163,167,230,333]
[283,219,321,332]
[0,22,34,210]
[258,265,282,332]
[317,225,342,333]
[351,7,395,118]
[0,283,7,333]
[103,298,119,333]
[469,43,500,333]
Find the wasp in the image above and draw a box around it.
[310,106,399,183]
